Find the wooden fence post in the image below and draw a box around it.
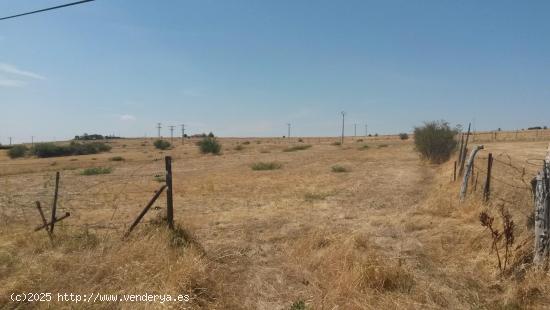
[534,144,550,266]
[483,153,493,202]
[460,145,484,201]
[35,201,53,243]
[50,172,60,233]
[459,123,471,176]
[165,156,174,229]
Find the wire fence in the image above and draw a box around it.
[0,155,171,234]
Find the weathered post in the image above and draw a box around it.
[459,123,471,176]
[165,156,174,229]
[533,144,550,266]
[50,172,60,233]
[483,153,493,202]
[35,201,53,243]
[460,145,484,201]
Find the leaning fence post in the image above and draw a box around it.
[125,185,167,237]
[50,172,60,233]
[165,156,174,229]
[460,145,484,201]
[534,144,550,266]
[483,153,493,202]
[459,123,471,176]
[35,201,53,244]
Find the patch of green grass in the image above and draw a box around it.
[109,156,124,161]
[80,167,113,176]
[331,165,349,173]
[283,144,312,152]
[377,144,389,148]
[251,162,282,171]
[359,144,370,150]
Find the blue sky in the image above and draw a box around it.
[1,0,549,143]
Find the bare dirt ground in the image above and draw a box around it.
[1,135,549,309]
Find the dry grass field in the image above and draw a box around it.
[1,133,550,309]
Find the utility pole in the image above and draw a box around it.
[287,123,291,139]
[354,123,357,137]
[181,124,185,144]
[340,111,346,145]
[157,123,162,138]
[169,126,175,143]
[365,123,368,137]
[31,136,34,146]
[9,137,12,145]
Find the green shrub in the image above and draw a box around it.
[198,137,221,154]
[399,133,409,140]
[359,144,370,150]
[283,144,312,152]
[154,139,171,150]
[377,144,389,148]
[234,145,244,151]
[356,139,363,142]
[331,165,349,173]
[414,120,458,163]
[109,156,124,161]
[242,141,251,145]
[331,141,341,146]
[30,142,111,158]
[7,145,28,158]
[81,167,112,176]
[251,162,282,171]
[298,138,304,142]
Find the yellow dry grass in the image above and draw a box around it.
[1,133,549,309]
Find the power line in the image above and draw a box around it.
[169,126,175,143]
[287,123,291,138]
[340,111,346,145]
[181,124,185,145]
[0,0,96,21]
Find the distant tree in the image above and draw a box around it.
[399,133,409,140]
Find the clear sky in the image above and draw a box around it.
[1,0,549,143]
